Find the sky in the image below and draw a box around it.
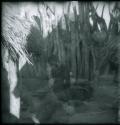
[18,2,115,36]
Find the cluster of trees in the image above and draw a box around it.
[27,2,120,82]
[2,2,120,82]
[2,2,120,122]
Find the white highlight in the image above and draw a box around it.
[10,94,20,119]
[31,114,40,123]
[89,16,93,26]
[97,23,101,32]
[7,57,20,118]
[19,56,27,71]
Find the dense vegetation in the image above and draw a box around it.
[2,2,120,123]
[26,2,120,81]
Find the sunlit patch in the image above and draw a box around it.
[97,23,101,32]
[10,93,20,118]
[89,16,93,26]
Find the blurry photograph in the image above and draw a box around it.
[1,1,120,123]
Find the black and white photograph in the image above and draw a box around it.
[1,1,120,123]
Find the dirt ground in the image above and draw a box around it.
[20,74,118,123]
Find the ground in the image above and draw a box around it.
[20,74,118,123]
[68,75,118,123]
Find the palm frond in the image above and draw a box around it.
[2,3,33,64]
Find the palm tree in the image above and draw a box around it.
[2,2,33,119]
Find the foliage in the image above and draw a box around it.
[2,2,120,79]
[2,3,35,64]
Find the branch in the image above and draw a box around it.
[43,2,55,16]
[67,2,71,14]
[101,3,105,18]
[95,2,99,11]
[108,2,111,16]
